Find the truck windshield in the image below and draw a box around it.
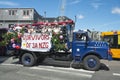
[75,33,91,41]
[76,33,86,41]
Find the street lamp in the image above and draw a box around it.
[44,11,46,22]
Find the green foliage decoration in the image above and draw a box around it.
[51,32,66,51]
[0,29,24,46]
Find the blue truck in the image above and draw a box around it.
[9,22,112,71]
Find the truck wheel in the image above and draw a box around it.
[21,53,37,67]
[83,55,100,71]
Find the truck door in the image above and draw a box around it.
[72,33,88,61]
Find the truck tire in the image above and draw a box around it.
[21,53,37,67]
[83,55,100,71]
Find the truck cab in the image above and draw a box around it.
[72,30,112,70]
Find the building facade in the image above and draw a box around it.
[0,8,73,28]
[0,8,42,28]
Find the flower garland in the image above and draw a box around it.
[51,31,66,51]
[0,29,23,49]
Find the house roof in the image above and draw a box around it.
[42,16,73,22]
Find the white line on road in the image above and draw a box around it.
[30,67,93,78]
[78,69,95,73]
[113,73,120,77]
[0,63,22,67]
[37,65,95,74]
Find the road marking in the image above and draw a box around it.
[77,69,95,73]
[113,73,120,77]
[38,65,95,74]
[30,67,93,78]
[0,63,22,67]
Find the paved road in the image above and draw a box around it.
[0,57,120,80]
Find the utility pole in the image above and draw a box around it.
[60,0,66,17]
[44,11,46,22]
[60,0,66,16]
